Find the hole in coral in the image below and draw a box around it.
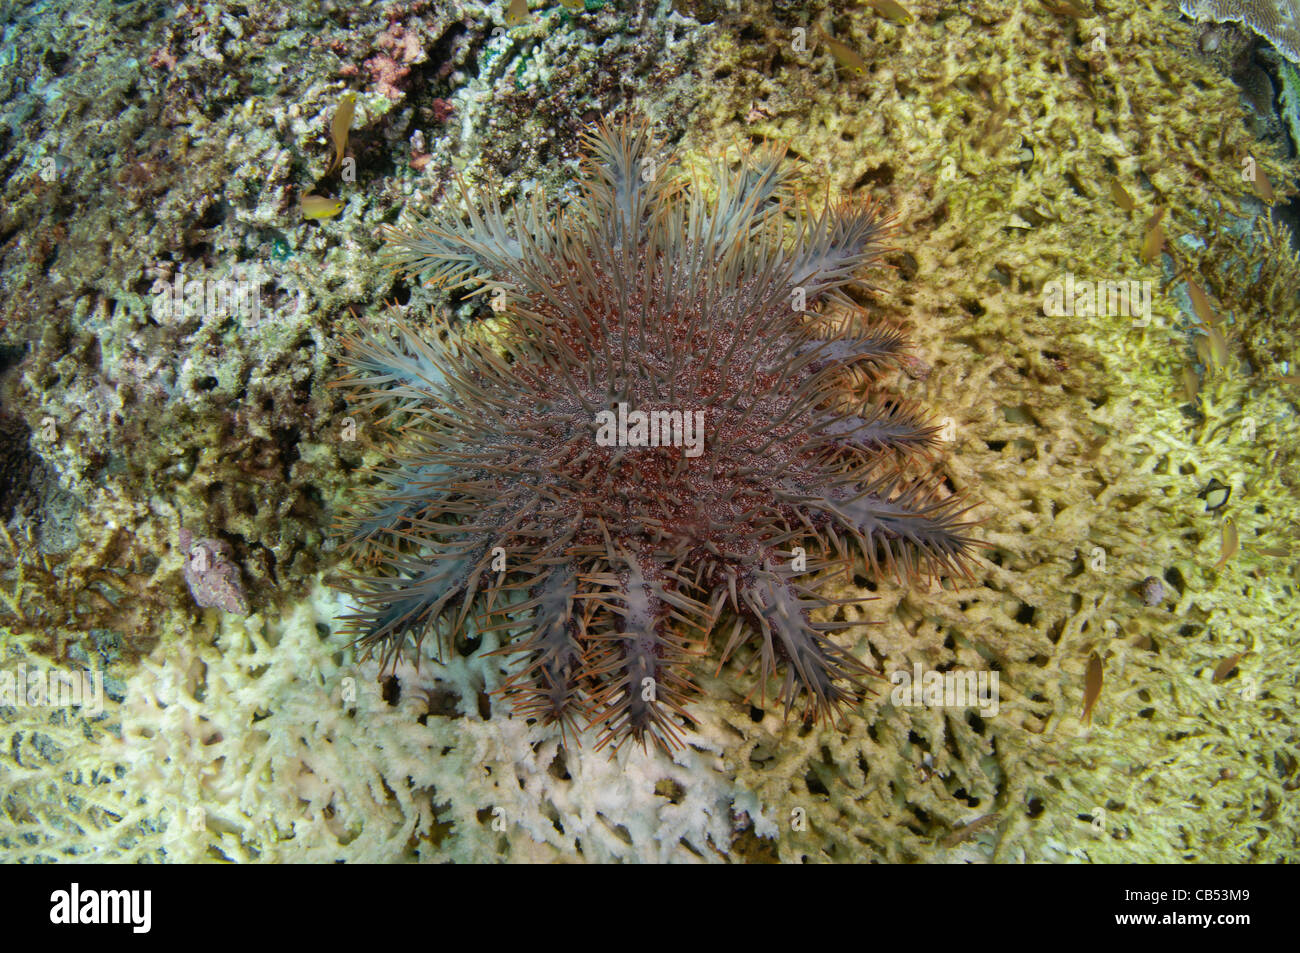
[1163,566,1186,596]
[548,749,571,781]
[804,768,829,796]
[850,163,894,191]
[655,778,685,803]
[381,674,400,706]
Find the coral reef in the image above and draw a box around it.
[1181,0,1300,64]
[2,0,1298,863]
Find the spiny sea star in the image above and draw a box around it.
[333,120,979,752]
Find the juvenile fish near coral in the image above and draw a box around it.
[1082,652,1102,724]
[1140,207,1165,264]
[866,0,914,24]
[1185,276,1218,326]
[1212,652,1243,683]
[1197,478,1230,512]
[1212,519,1238,570]
[1195,324,1229,369]
[505,0,531,27]
[559,0,584,10]
[1251,164,1276,203]
[328,92,357,175]
[1207,324,1229,366]
[302,193,345,219]
[1110,179,1135,212]
[820,29,868,76]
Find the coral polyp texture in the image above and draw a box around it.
[334,122,978,752]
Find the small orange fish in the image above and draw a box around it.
[559,0,584,10]
[1252,164,1276,203]
[867,0,914,24]
[1140,207,1166,264]
[1185,277,1218,326]
[328,92,357,175]
[1194,335,1211,367]
[1213,519,1238,570]
[1204,324,1229,368]
[301,193,345,219]
[820,29,868,76]
[1140,224,1164,264]
[1255,546,1290,557]
[1272,374,1300,386]
[1110,179,1134,212]
[1082,652,1102,723]
[1212,652,1243,683]
[1179,365,1200,402]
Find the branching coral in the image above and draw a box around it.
[333,121,978,752]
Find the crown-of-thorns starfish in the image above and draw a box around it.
[332,120,979,752]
